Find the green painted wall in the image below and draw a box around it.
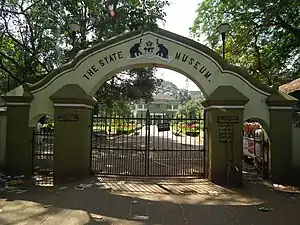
[0,110,7,169]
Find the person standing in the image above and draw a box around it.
[36,116,46,145]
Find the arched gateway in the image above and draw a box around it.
[1,28,297,186]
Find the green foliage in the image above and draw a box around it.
[94,68,163,115]
[0,0,169,109]
[190,0,300,86]
[155,80,191,102]
[176,96,204,118]
[156,80,179,98]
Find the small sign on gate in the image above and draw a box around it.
[57,114,79,122]
[157,122,170,132]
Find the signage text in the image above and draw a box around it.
[82,51,123,80]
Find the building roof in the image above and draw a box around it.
[279,78,300,94]
[153,94,177,101]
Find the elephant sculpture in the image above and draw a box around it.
[129,39,143,58]
[156,39,168,59]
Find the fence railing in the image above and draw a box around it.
[91,111,207,177]
[32,130,54,186]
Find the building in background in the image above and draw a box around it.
[131,94,181,123]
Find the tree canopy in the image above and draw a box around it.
[0,0,169,112]
[176,96,204,118]
[155,80,191,102]
[190,0,300,86]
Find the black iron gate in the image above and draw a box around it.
[90,109,207,177]
[32,130,54,185]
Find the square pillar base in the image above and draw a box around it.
[205,107,244,187]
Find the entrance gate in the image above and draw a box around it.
[90,110,206,177]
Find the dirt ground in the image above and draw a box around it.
[0,176,299,225]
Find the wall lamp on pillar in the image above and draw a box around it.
[216,22,230,59]
[69,23,81,58]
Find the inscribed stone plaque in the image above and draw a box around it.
[217,116,239,143]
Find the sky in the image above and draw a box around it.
[156,0,203,91]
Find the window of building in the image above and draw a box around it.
[167,105,172,109]
[138,104,143,109]
[173,105,178,110]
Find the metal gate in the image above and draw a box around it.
[90,109,206,177]
[32,130,54,185]
[243,128,269,180]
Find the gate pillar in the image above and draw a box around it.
[266,92,297,184]
[50,84,97,180]
[1,89,34,176]
[202,86,249,187]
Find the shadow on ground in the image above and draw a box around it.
[0,176,299,225]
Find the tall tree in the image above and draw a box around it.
[190,0,300,86]
[155,80,191,102]
[0,0,169,109]
[176,96,203,118]
[155,80,180,98]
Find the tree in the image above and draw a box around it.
[155,80,191,102]
[0,0,169,111]
[176,96,203,118]
[155,80,180,98]
[190,0,300,86]
[96,68,162,115]
[178,89,191,103]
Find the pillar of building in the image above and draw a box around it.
[0,104,7,170]
[2,89,34,176]
[266,92,298,184]
[202,86,249,187]
[50,84,97,181]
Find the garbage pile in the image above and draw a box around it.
[0,172,27,193]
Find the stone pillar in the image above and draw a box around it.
[0,106,7,170]
[1,95,34,176]
[202,86,249,187]
[50,84,97,181]
[267,92,298,184]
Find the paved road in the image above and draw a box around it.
[136,125,203,147]
[0,177,299,225]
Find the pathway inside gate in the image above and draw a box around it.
[91,121,205,177]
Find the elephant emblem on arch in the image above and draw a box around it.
[155,39,169,59]
[129,39,143,58]
[127,38,172,62]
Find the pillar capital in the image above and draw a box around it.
[50,84,97,106]
[266,91,298,108]
[202,86,249,109]
[1,83,34,105]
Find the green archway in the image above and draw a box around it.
[1,28,297,186]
